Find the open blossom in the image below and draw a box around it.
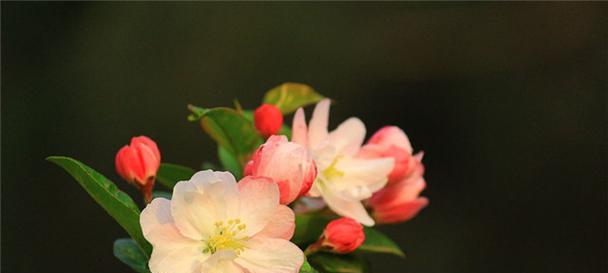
[254,104,283,137]
[321,217,365,253]
[140,171,303,273]
[244,135,316,204]
[358,126,417,184]
[292,99,394,226]
[367,153,428,224]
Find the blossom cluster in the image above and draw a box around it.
[52,83,428,273]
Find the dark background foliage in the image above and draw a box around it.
[2,3,606,273]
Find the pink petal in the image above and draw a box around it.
[235,237,304,273]
[255,205,295,240]
[238,176,280,237]
[291,108,308,146]
[308,99,330,148]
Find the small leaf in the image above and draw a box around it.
[308,252,369,273]
[152,191,172,199]
[47,156,151,257]
[358,227,405,257]
[114,238,151,273]
[218,146,242,178]
[300,257,320,273]
[263,83,325,114]
[157,163,196,189]
[188,105,262,164]
[293,214,334,245]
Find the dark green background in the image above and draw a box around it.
[2,3,606,273]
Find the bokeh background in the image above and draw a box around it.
[2,2,606,273]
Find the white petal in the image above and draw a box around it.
[238,176,279,236]
[200,251,245,273]
[149,243,206,273]
[317,181,375,226]
[308,99,330,148]
[171,170,240,240]
[140,200,205,273]
[328,117,366,156]
[333,157,394,197]
[255,205,295,240]
[235,237,304,273]
[291,108,308,146]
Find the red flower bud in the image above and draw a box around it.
[115,136,160,203]
[254,104,283,137]
[321,217,365,254]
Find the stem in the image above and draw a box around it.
[142,178,155,204]
[304,239,324,256]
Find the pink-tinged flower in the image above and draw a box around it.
[292,99,394,226]
[321,217,365,254]
[358,126,417,184]
[367,153,428,224]
[244,135,317,205]
[115,136,160,202]
[254,104,283,137]
[140,171,303,273]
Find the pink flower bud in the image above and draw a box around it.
[367,153,428,224]
[321,217,365,254]
[244,135,316,205]
[254,104,283,137]
[115,136,161,191]
[359,126,417,184]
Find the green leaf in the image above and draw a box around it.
[188,105,263,164]
[263,83,325,114]
[300,257,320,273]
[358,228,405,257]
[308,252,369,273]
[113,238,151,273]
[152,191,172,199]
[47,156,151,257]
[218,146,242,178]
[157,163,196,189]
[293,214,334,245]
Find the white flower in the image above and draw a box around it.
[292,99,394,226]
[140,170,304,273]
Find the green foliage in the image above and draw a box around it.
[113,238,151,273]
[188,105,263,165]
[359,228,405,257]
[263,83,325,114]
[152,191,172,199]
[300,257,320,273]
[46,156,151,257]
[157,163,196,189]
[293,214,334,245]
[218,146,242,178]
[308,252,369,273]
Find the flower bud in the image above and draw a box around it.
[244,135,316,204]
[358,126,417,184]
[254,104,283,137]
[367,153,428,224]
[115,136,160,202]
[321,217,365,254]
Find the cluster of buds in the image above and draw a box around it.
[359,126,428,224]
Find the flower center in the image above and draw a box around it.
[322,158,345,180]
[202,218,248,255]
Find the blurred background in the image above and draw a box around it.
[2,2,606,273]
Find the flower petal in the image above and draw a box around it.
[238,176,280,236]
[328,117,366,156]
[200,250,246,273]
[291,107,308,146]
[141,199,205,273]
[317,182,375,226]
[255,205,295,240]
[308,99,330,148]
[235,237,304,273]
[171,171,240,240]
[332,157,394,198]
